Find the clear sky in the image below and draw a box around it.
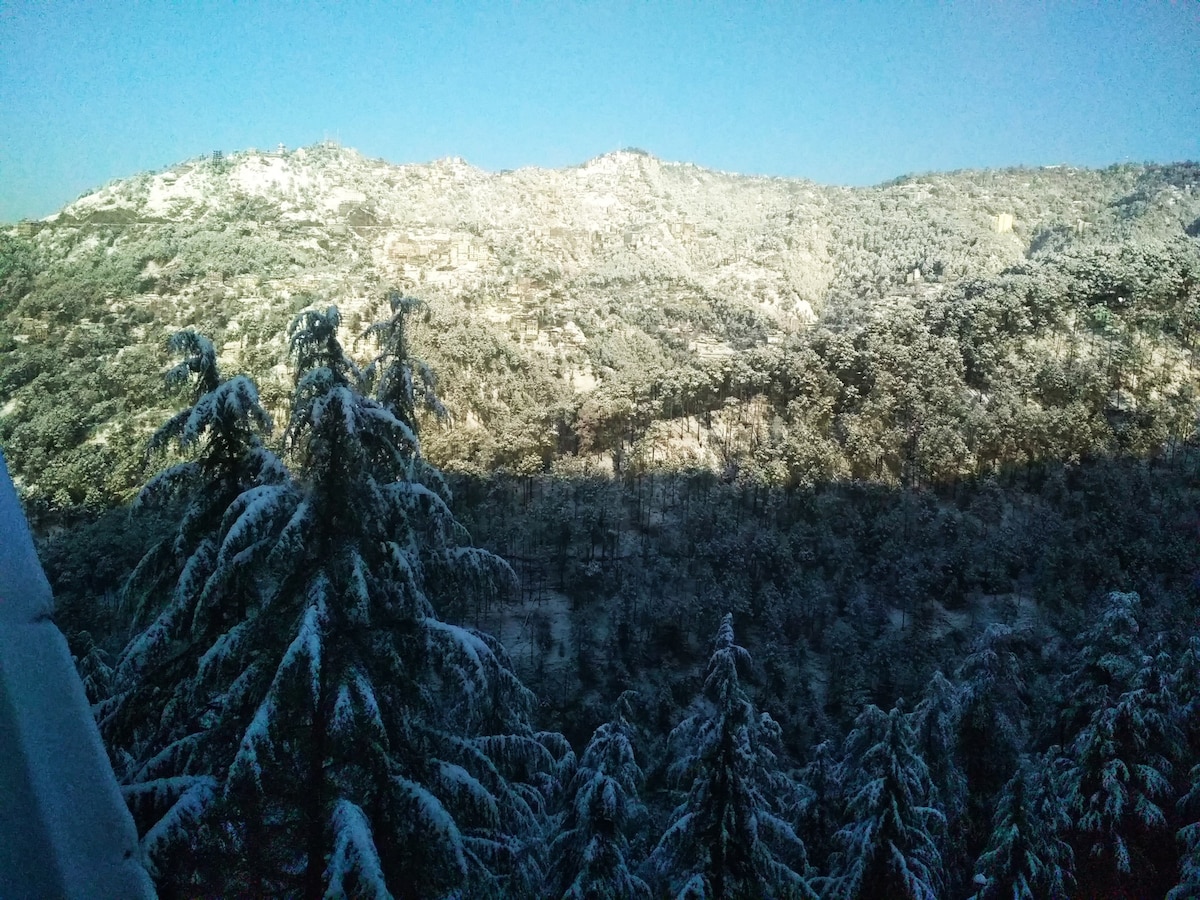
[1,1,1198,221]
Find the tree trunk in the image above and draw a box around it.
[303,687,328,900]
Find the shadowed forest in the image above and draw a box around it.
[32,298,1200,898]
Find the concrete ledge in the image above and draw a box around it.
[0,622,154,899]
[0,449,155,899]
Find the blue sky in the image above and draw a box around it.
[1,1,1198,221]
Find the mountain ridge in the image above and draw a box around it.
[2,144,1199,510]
[20,143,1196,334]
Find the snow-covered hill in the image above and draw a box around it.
[2,146,1199,507]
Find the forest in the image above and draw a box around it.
[29,288,1200,898]
[4,153,1200,896]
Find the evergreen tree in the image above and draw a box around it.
[1051,590,1144,746]
[202,306,559,898]
[1059,648,1182,898]
[826,703,944,900]
[1171,635,1200,758]
[910,669,968,892]
[910,670,966,822]
[100,330,289,886]
[360,293,506,626]
[645,613,815,899]
[363,290,445,433]
[545,692,650,899]
[109,310,561,897]
[1170,763,1200,900]
[74,629,114,705]
[955,624,1029,860]
[970,752,1074,900]
[793,739,844,876]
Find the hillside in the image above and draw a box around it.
[8,147,1200,896]
[2,144,1199,510]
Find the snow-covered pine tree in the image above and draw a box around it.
[99,330,290,887]
[1058,647,1183,898]
[955,624,1029,861]
[362,291,507,627]
[910,671,965,804]
[969,752,1074,900]
[206,306,560,898]
[1050,590,1144,746]
[793,739,844,876]
[362,290,445,434]
[1172,635,1200,758]
[545,691,650,899]
[826,703,944,900]
[1170,763,1200,900]
[644,613,816,900]
[73,629,114,705]
[116,332,285,638]
[1171,639,1200,898]
[909,669,968,893]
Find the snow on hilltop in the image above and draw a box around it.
[8,142,1197,506]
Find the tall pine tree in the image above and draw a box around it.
[101,330,289,887]
[110,308,562,897]
[1059,648,1182,898]
[970,752,1074,900]
[794,739,844,877]
[826,702,945,900]
[910,668,969,896]
[546,692,650,899]
[956,624,1029,862]
[645,613,815,899]
[208,306,560,897]
[1170,763,1200,900]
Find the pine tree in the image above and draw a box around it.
[1059,648,1182,898]
[910,670,966,823]
[1051,590,1144,746]
[108,310,562,897]
[645,613,815,899]
[970,752,1074,900]
[1170,763,1200,900]
[100,330,290,886]
[203,306,561,898]
[909,669,968,893]
[826,703,944,900]
[1172,635,1200,757]
[363,290,445,433]
[73,629,114,705]
[546,692,650,899]
[793,739,844,876]
[955,624,1029,861]
[1170,640,1200,899]
[361,293,507,626]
